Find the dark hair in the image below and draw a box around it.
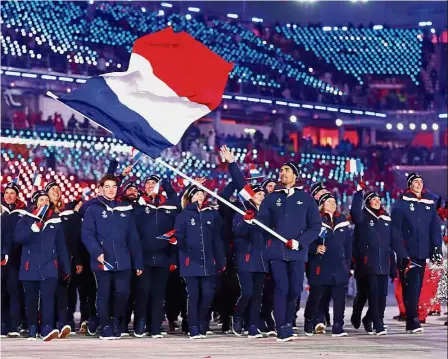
[99,174,119,187]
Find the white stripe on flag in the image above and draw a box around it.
[102,53,210,145]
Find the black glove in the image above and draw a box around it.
[430,247,443,265]
[401,257,411,268]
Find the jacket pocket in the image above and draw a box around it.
[316,266,321,275]
[245,253,250,262]
[24,261,30,271]
[185,257,190,267]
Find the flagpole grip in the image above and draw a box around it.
[155,158,288,244]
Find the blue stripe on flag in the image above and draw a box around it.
[59,77,173,159]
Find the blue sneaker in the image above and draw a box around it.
[276,325,292,342]
[248,325,263,339]
[112,318,121,339]
[231,317,243,336]
[99,325,115,340]
[87,316,99,336]
[27,325,38,341]
[133,318,146,338]
[189,326,201,339]
[42,325,59,342]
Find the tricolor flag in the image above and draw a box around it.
[35,204,49,219]
[238,184,256,203]
[57,27,233,159]
[32,172,43,188]
[152,181,161,195]
[98,260,115,271]
[82,187,93,201]
[156,229,177,241]
[12,176,20,185]
[245,164,263,180]
[131,147,143,163]
[345,158,364,174]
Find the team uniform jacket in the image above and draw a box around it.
[307,213,352,286]
[233,205,268,273]
[81,196,143,272]
[1,200,28,270]
[174,203,225,277]
[134,194,179,267]
[59,203,84,268]
[350,190,392,276]
[257,186,321,262]
[15,210,71,281]
[391,190,442,261]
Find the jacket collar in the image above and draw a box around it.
[364,207,391,221]
[185,202,218,212]
[402,190,434,204]
[274,185,304,197]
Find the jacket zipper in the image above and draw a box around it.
[281,196,287,261]
[199,210,208,276]
[154,207,159,266]
[112,238,118,271]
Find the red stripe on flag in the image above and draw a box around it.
[132,28,234,111]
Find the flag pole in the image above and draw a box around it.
[46,91,289,245]
[154,157,289,244]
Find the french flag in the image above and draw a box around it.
[131,147,143,163]
[57,27,233,159]
[32,172,43,188]
[246,164,263,180]
[82,187,93,201]
[98,260,115,271]
[345,158,363,174]
[35,204,49,219]
[238,184,256,203]
[156,229,177,241]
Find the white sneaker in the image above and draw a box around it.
[151,334,163,339]
[406,327,424,334]
[7,331,20,338]
[189,334,202,339]
[376,330,387,336]
[331,332,348,337]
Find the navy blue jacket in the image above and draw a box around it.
[81,196,143,272]
[15,210,71,281]
[257,186,321,262]
[233,204,268,273]
[59,204,84,268]
[391,190,442,261]
[1,201,28,270]
[134,195,179,268]
[351,190,392,276]
[307,213,352,286]
[174,203,225,277]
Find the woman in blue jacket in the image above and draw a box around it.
[173,185,225,339]
[81,174,143,340]
[15,190,71,342]
[351,184,391,336]
[303,193,352,337]
[232,184,267,339]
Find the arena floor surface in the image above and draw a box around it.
[1,306,447,359]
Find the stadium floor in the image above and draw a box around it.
[1,307,446,359]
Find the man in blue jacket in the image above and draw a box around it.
[257,162,321,341]
[81,174,143,340]
[391,173,442,334]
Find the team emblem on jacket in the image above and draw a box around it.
[296,201,303,205]
[191,218,196,226]
[165,210,171,214]
[409,203,415,211]
[276,198,282,207]
[207,221,211,225]
[102,210,108,218]
[120,213,126,218]
[50,225,55,229]
[369,220,374,227]
[145,207,150,214]
[64,217,68,221]
[425,206,430,210]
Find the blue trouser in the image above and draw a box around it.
[94,270,131,327]
[399,258,426,326]
[314,289,331,325]
[1,268,22,331]
[234,272,265,327]
[134,265,169,335]
[270,260,305,329]
[23,278,58,328]
[184,276,216,328]
[260,274,274,329]
[352,277,369,319]
[365,275,388,332]
[304,283,346,326]
[77,268,97,323]
[55,280,69,326]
